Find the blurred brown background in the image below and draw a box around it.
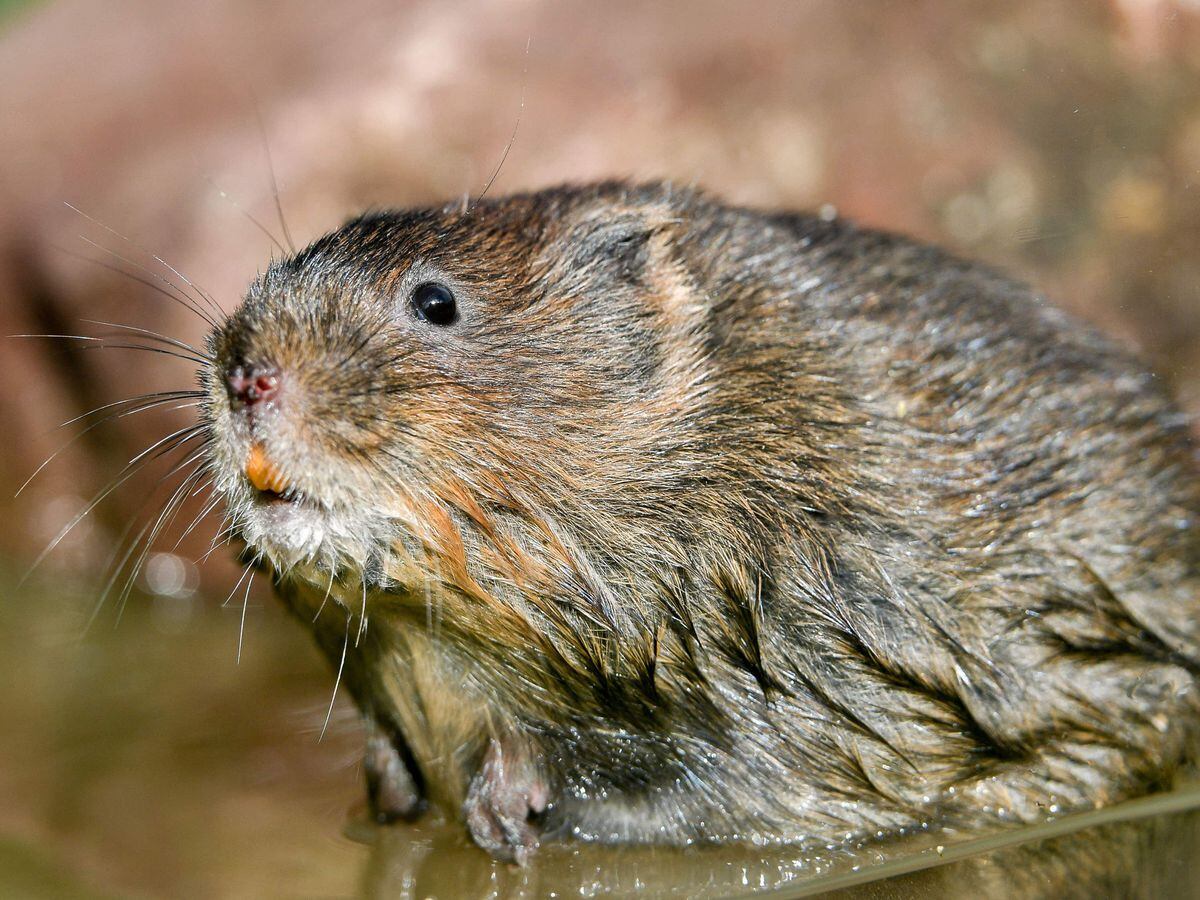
[2,0,1199,589]
[0,1,1198,896]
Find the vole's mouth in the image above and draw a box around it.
[249,479,313,510]
[245,441,291,494]
[229,439,349,567]
[225,435,392,571]
[254,486,302,505]
[243,442,316,509]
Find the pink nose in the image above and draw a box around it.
[227,364,281,408]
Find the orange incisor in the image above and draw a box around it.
[245,442,290,494]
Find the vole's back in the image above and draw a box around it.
[492,185,1200,844]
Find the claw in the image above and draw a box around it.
[463,737,547,864]
[365,727,424,822]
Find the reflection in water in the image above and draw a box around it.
[353,791,1200,898]
[355,817,856,898]
[3,583,1200,899]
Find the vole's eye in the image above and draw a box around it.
[410,281,458,326]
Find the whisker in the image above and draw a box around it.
[197,519,237,565]
[73,233,220,329]
[472,36,530,209]
[81,319,215,363]
[86,398,204,434]
[203,176,287,257]
[55,244,219,330]
[64,202,226,322]
[88,515,156,633]
[85,340,213,368]
[80,341,213,368]
[221,560,256,610]
[171,487,220,551]
[320,613,351,742]
[17,392,202,497]
[356,577,368,646]
[15,333,213,368]
[237,567,257,663]
[313,567,336,622]
[59,389,205,429]
[85,443,210,630]
[253,101,297,254]
[112,458,211,623]
[21,424,207,582]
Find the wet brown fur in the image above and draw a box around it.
[203,181,1200,859]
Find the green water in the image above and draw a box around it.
[2,579,1199,898]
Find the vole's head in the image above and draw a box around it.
[203,183,706,584]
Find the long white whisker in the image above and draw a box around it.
[21,425,207,582]
[71,232,220,329]
[16,392,202,498]
[313,567,336,622]
[15,333,213,368]
[113,451,213,623]
[472,36,530,209]
[221,560,255,610]
[64,203,225,322]
[197,519,236,565]
[59,390,204,429]
[356,577,368,646]
[80,319,215,362]
[86,516,155,633]
[171,488,220,551]
[320,614,351,742]
[237,568,257,664]
[86,450,208,631]
[203,176,287,257]
[252,102,297,254]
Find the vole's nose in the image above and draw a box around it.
[227,363,281,409]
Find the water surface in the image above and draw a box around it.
[3,580,1198,898]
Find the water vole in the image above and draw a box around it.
[203,180,1200,863]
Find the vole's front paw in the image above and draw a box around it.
[365,725,424,823]
[463,737,547,865]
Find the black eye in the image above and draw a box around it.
[410,281,458,326]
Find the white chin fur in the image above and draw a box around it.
[235,495,390,572]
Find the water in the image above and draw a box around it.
[3,582,1199,898]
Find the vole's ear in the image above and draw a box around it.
[556,204,678,282]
